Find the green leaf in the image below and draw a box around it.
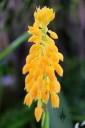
[48,92,73,128]
[0,32,29,60]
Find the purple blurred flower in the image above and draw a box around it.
[0,75,15,86]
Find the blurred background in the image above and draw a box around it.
[0,0,85,128]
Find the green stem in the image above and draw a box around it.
[0,32,29,60]
[41,109,49,128]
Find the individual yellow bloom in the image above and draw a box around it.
[44,47,51,57]
[33,21,40,28]
[43,56,50,65]
[38,58,48,74]
[53,80,61,93]
[25,73,33,84]
[51,93,59,108]
[51,53,59,63]
[25,78,35,92]
[28,35,41,43]
[23,6,64,122]
[22,64,31,74]
[29,44,39,54]
[26,54,34,63]
[58,52,64,61]
[41,87,49,102]
[28,26,42,36]
[48,30,58,39]
[24,93,33,107]
[46,35,55,45]
[38,58,44,68]
[49,80,61,93]
[47,67,55,81]
[25,83,32,92]
[54,63,63,76]
[35,106,43,122]
[28,35,37,42]
[37,77,44,90]
[33,68,40,80]
[37,90,41,99]
[30,85,37,99]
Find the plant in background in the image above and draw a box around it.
[23,6,64,127]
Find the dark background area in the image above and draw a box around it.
[0,0,85,128]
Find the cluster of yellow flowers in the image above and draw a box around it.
[23,7,64,122]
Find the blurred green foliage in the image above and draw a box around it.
[0,104,35,128]
[0,0,85,127]
[62,58,85,122]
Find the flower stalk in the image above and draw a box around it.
[41,107,49,128]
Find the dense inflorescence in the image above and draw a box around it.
[23,6,64,122]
